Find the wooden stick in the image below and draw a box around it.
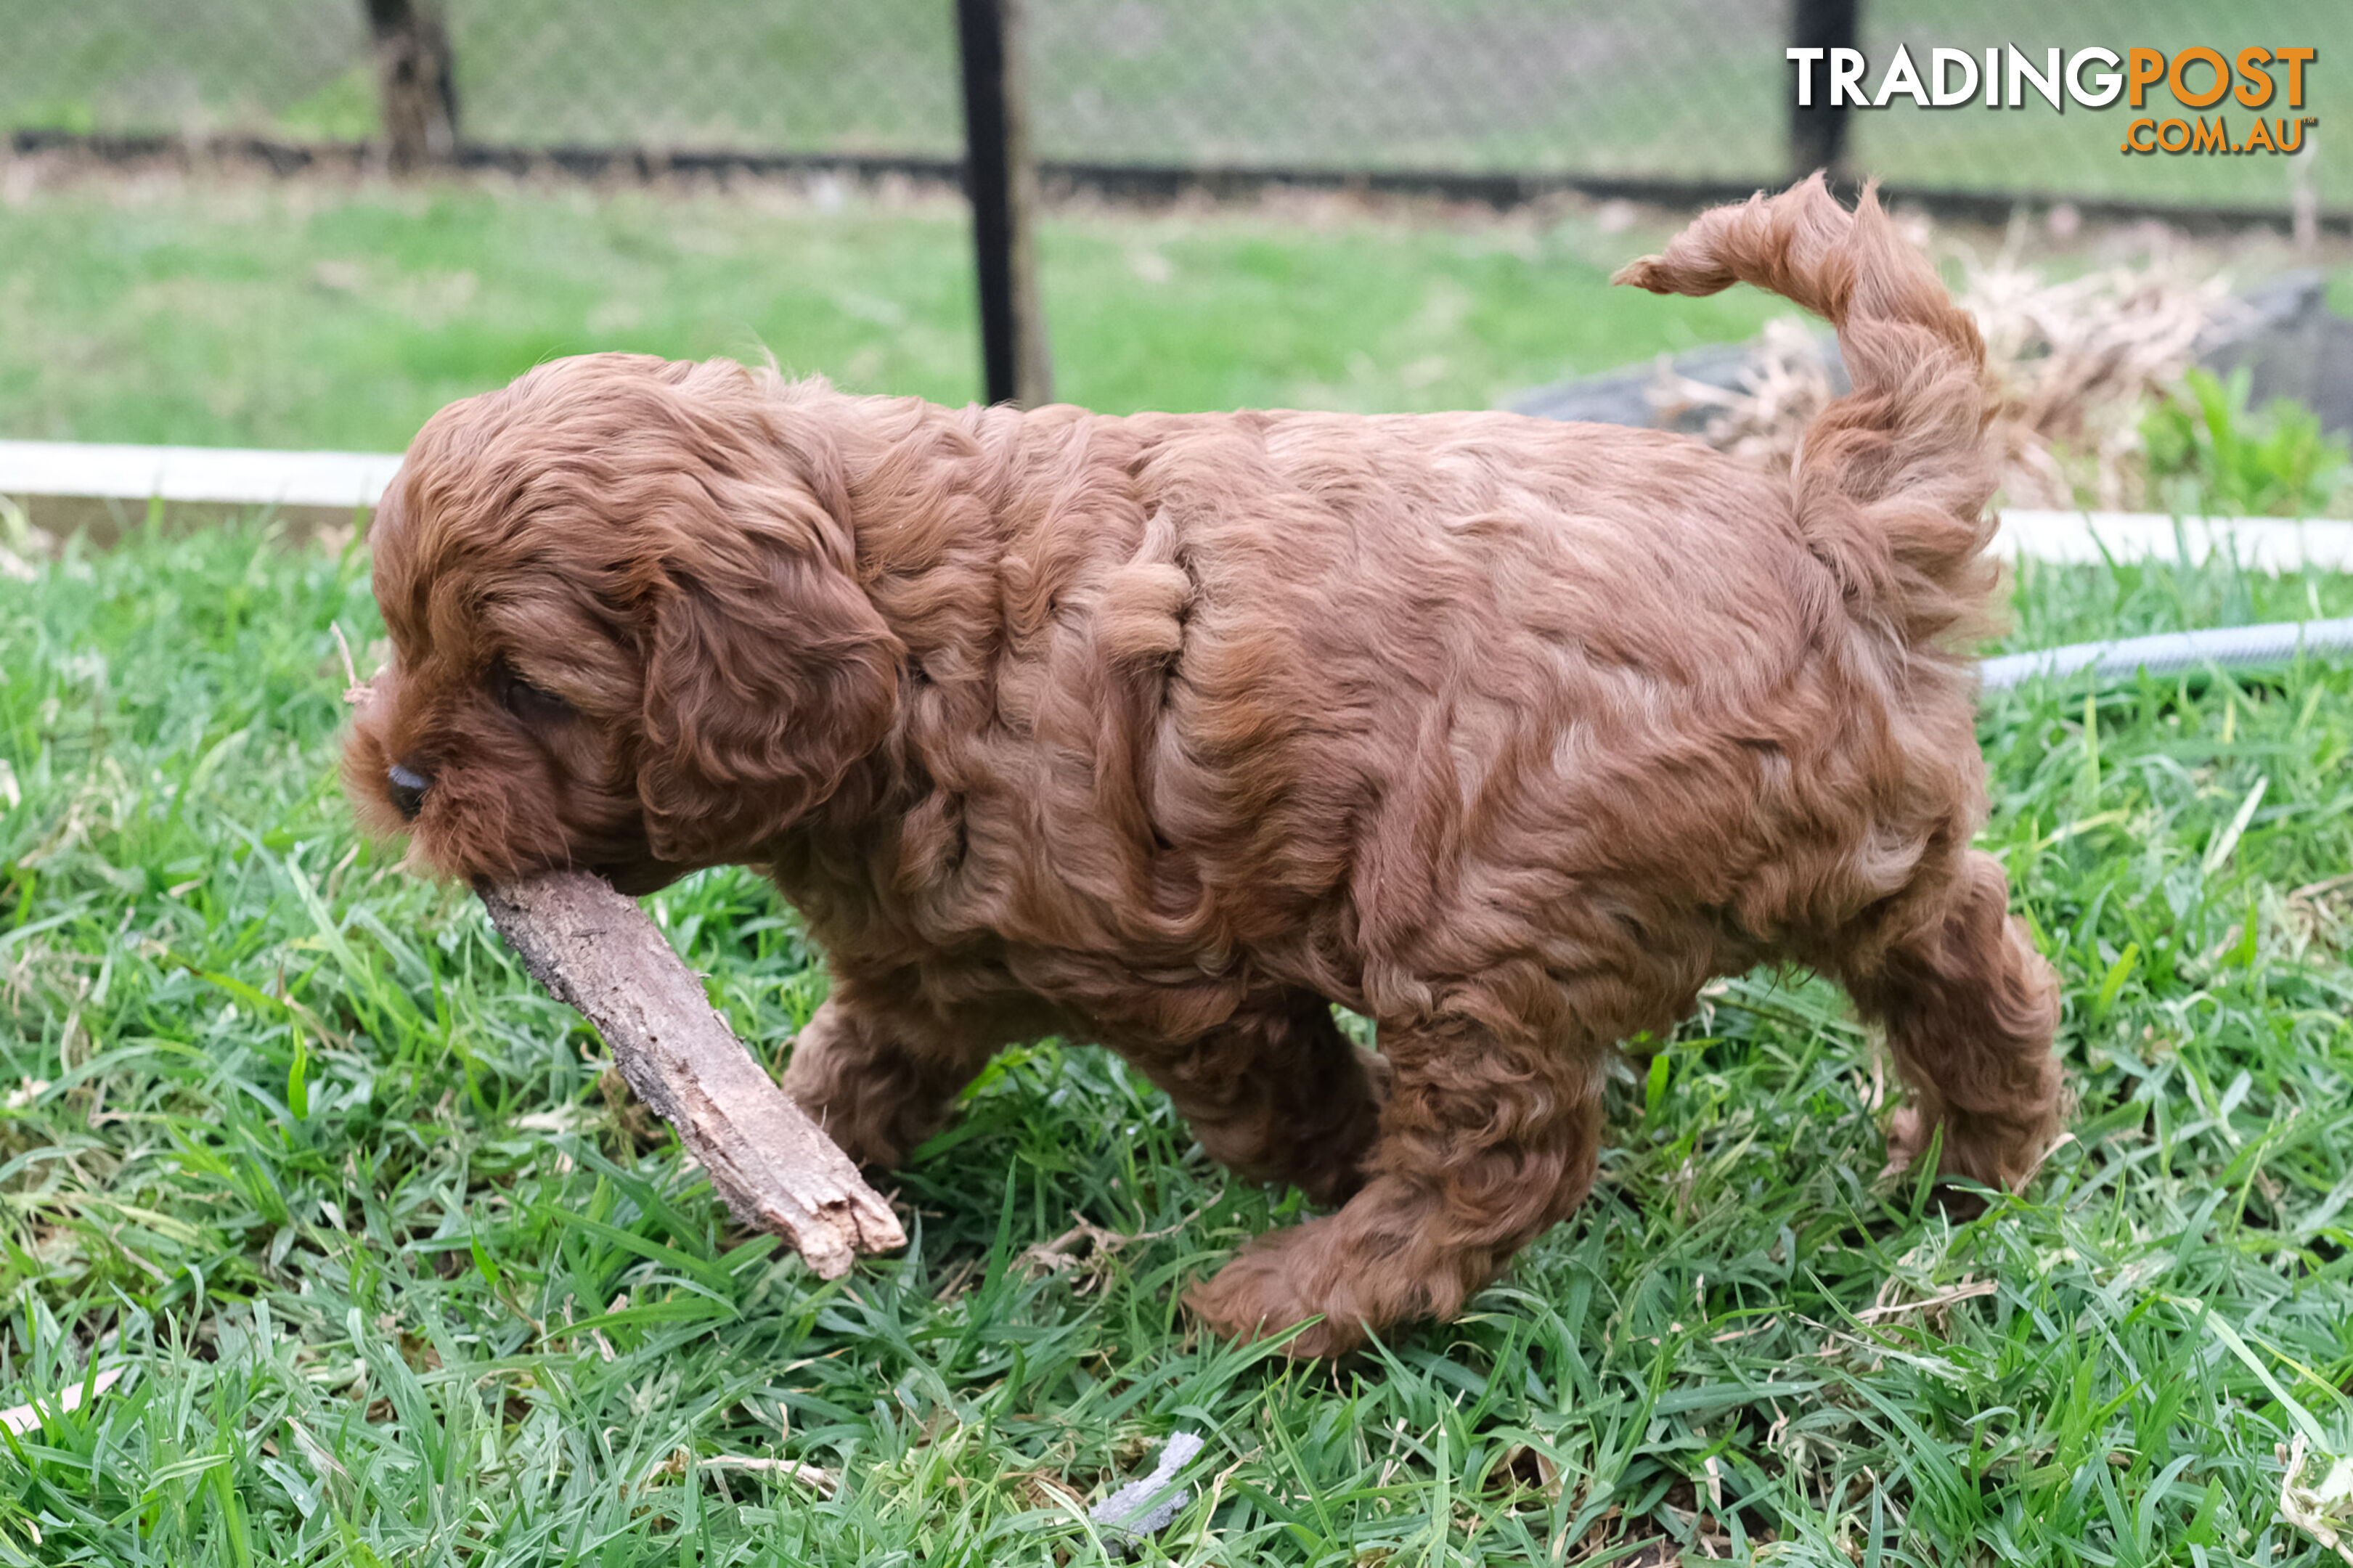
[477,870,904,1278]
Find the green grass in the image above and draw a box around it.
[1,512,2350,1564]
[0,173,1788,451]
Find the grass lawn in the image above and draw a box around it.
[0,513,2349,1563]
[0,168,1794,453]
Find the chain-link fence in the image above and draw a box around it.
[4,0,2346,214]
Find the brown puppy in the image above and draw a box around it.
[346,177,2061,1355]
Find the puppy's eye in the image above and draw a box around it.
[491,660,572,725]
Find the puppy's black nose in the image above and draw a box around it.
[386,761,431,821]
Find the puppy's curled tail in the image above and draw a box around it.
[1614,173,1997,655]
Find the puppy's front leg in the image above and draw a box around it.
[1185,1012,1602,1356]
[781,995,996,1170]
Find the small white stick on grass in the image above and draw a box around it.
[648,1447,839,1496]
[1090,1430,1205,1538]
[2279,1433,2353,1567]
[2203,776,2271,877]
[331,621,370,706]
[1,1366,123,1435]
[1854,1280,1999,1321]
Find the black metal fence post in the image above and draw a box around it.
[955,0,1051,407]
[1787,0,1858,184]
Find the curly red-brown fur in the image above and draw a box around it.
[346,177,2063,1355]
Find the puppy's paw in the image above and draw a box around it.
[1183,1224,1364,1358]
[1882,1101,1934,1178]
[778,1057,916,1172]
[1884,1101,2056,1201]
[804,1108,909,1173]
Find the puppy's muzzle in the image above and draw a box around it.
[386,761,433,821]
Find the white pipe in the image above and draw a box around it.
[1981,617,2353,693]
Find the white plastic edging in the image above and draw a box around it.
[1994,510,2353,573]
[0,439,401,510]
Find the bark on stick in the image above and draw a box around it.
[478,870,903,1278]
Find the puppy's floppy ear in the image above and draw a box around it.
[637,478,901,863]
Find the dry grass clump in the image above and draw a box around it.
[1647,314,1841,478]
[1965,252,2237,507]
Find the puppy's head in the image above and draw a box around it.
[344,353,902,891]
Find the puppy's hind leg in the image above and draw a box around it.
[782,989,999,1171]
[1843,849,2063,1193]
[1186,1008,1603,1357]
